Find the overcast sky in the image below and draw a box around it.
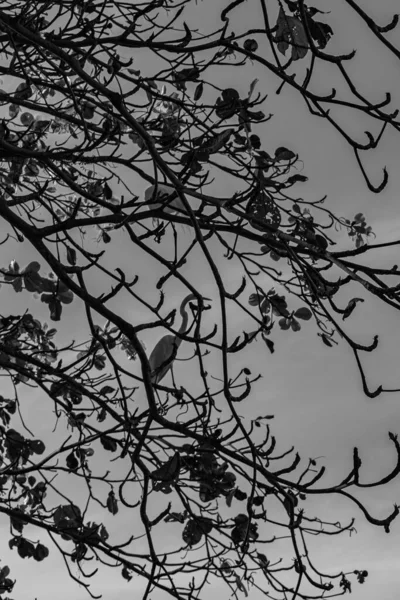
[1,1,400,599]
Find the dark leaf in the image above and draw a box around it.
[15,83,32,99]
[287,174,308,184]
[100,435,118,452]
[103,182,113,199]
[20,112,34,126]
[151,453,180,482]
[34,543,49,562]
[343,298,364,320]
[234,489,248,501]
[291,318,301,332]
[122,566,133,581]
[321,333,333,347]
[194,82,204,101]
[17,539,35,559]
[275,146,296,161]
[93,354,106,370]
[198,129,234,154]
[182,518,212,546]
[106,490,119,515]
[263,336,275,353]
[294,307,312,320]
[49,298,62,321]
[9,104,20,118]
[252,496,264,506]
[244,39,258,52]
[30,439,45,455]
[275,10,309,60]
[66,451,79,471]
[279,318,291,330]
[66,247,77,266]
[81,102,95,120]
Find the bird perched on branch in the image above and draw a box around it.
[144,183,186,215]
[148,293,210,384]
[144,182,193,234]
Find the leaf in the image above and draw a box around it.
[247,192,281,231]
[248,293,262,306]
[194,82,204,101]
[248,78,258,100]
[244,39,258,52]
[57,282,74,304]
[0,566,10,582]
[53,504,82,528]
[306,17,333,49]
[17,539,35,559]
[122,566,133,581]
[66,451,79,471]
[20,112,34,126]
[263,336,275,353]
[215,89,241,120]
[234,489,247,501]
[234,573,248,596]
[82,102,95,120]
[103,182,113,200]
[182,518,212,547]
[243,109,265,122]
[93,354,106,370]
[199,128,234,154]
[9,104,19,118]
[30,439,45,455]
[34,543,49,562]
[66,247,77,266]
[182,520,203,546]
[294,307,312,320]
[15,83,32,100]
[275,146,296,161]
[106,490,119,515]
[100,435,118,452]
[100,385,114,396]
[291,318,301,332]
[23,271,44,293]
[320,333,333,347]
[279,318,290,330]
[275,10,309,60]
[151,453,180,482]
[287,174,308,184]
[49,298,62,321]
[342,297,364,320]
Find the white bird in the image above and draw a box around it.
[144,183,186,216]
[148,293,209,385]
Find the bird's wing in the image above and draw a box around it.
[149,334,176,383]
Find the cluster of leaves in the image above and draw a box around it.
[342,213,374,248]
[248,289,312,351]
[2,261,74,321]
[275,3,333,61]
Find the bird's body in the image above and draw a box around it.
[148,293,209,385]
[144,183,194,234]
[144,183,184,215]
[148,334,177,384]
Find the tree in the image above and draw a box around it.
[0,0,399,598]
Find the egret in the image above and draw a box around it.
[144,183,186,216]
[148,293,209,385]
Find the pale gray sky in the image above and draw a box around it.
[1,1,400,599]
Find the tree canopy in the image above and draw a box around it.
[0,0,400,598]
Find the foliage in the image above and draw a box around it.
[0,0,399,599]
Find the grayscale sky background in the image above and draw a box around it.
[1,0,400,599]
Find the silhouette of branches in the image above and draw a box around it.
[0,1,399,599]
